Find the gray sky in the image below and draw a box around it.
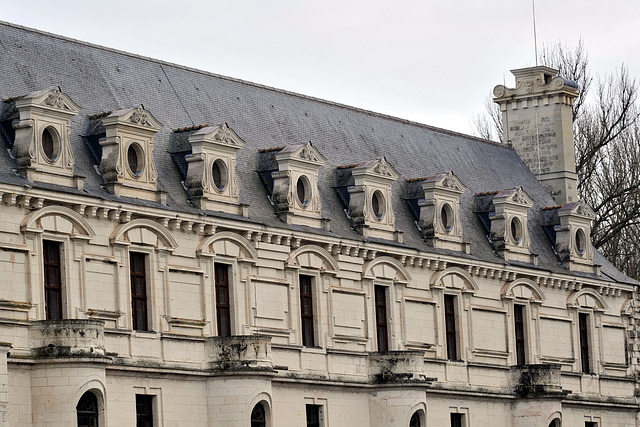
[2,1,639,135]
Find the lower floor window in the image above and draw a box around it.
[76,391,99,427]
[251,403,266,427]
[306,404,321,427]
[410,411,421,427]
[136,394,153,427]
[451,413,463,427]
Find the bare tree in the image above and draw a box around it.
[472,42,640,280]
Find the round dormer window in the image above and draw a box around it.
[212,159,228,191]
[510,216,522,244]
[127,143,144,177]
[296,175,311,207]
[41,127,60,162]
[371,190,385,220]
[575,228,586,254]
[440,203,453,232]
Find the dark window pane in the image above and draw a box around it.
[514,304,526,365]
[251,403,266,427]
[444,295,458,360]
[300,275,315,347]
[76,391,99,427]
[43,241,63,320]
[451,413,463,427]
[375,286,388,352]
[306,404,320,427]
[410,412,421,427]
[215,264,231,337]
[579,313,590,373]
[130,253,148,331]
[136,395,153,427]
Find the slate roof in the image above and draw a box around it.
[0,21,634,285]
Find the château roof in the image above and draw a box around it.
[0,20,633,285]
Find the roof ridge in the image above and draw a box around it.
[0,20,510,150]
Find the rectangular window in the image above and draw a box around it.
[450,413,463,427]
[306,404,321,427]
[585,422,598,427]
[374,285,389,352]
[300,275,315,347]
[136,394,154,427]
[130,253,149,331]
[43,240,63,320]
[215,263,231,337]
[579,313,591,373]
[444,295,458,360]
[514,304,526,365]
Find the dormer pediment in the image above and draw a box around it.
[8,86,81,188]
[101,104,162,134]
[421,171,466,194]
[183,123,246,215]
[406,171,468,252]
[475,186,536,264]
[335,157,400,241]
[15,86,81,117]
[493,187,534,207]
[257,142,328,229]
[351,157,399,183]
[99,105,164,203]
[559,200,595,219]
[190,122,245,150]
[275,141,327,167]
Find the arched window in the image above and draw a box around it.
[76,391,99,427]
[410,411,421,427]
[251,403,266,427]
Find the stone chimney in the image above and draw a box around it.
[493,66,579,205]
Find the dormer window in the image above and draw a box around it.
[5,86,81,188]
[42,127,59,161]
[334,157,399,241]
[257,141,327,229]
[404,171,467,252]
[98,105,163,202]
[510,216,522,244]
[297,175,311,207]
[474,187,536,264]
[441,203,453,232]
[541,200,597,274]
[372,190,385,220]
[169,123,246,215]
[127,142,144,177]
[212,159,228,191]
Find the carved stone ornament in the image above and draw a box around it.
[373,158,393,177]
[300,141,320,162]
[130,104,150,126]
[44,86,71,110]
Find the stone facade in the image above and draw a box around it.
[0,21,637,427]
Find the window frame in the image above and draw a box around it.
[374,285,390,352]
[130,252,150,332]
[579,312,591,374]
[444,294,459,361]
[135,394,154,427]
[514,303,527,366]
[214,262,233,337]
[305,404,323,427]
[76,390,99,427]
[43,239,65,321]
[251,402,267,427]
[450,412,464,427]
[299,274,316,347]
